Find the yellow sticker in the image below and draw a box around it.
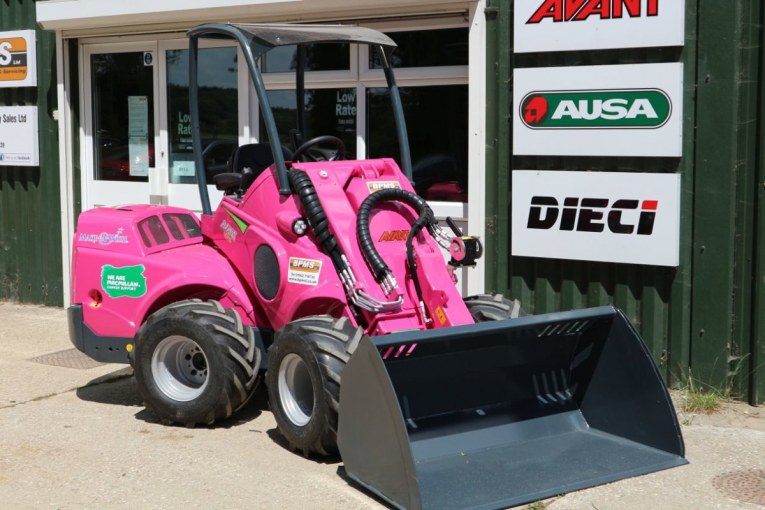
[435,306,447,325]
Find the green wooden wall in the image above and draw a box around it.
[485,0,765,403]
[0,0,62,306]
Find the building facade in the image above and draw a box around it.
[1,0,765,403]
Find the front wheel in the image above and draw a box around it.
[266,316,362,457]
[133,299,261,426]
[464,293,526,322]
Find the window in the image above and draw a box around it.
[262,43,350,73]
[258,26,469,202]
[263,88,357,159]
[166,46,238,184]
[368,85,468,201]
[369,28,468,68]
[91,52,155,182]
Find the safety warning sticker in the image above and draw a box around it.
[288,257,322,286]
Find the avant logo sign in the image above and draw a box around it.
[521,89,671,129]
[527,0,659,24]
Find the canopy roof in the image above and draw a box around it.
[188,22,397,49]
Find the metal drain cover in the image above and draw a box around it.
[29,348,106,370]
[713,469,765,507]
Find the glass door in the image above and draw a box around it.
[160,41,242,212]
[82,42,159,209]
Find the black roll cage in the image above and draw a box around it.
[188,23,413,215]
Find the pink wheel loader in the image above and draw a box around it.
[68,23,686,510]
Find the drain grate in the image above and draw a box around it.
[713,469,765,507]
[29,348,106,370]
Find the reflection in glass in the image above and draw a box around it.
[370,28,468,69]
[166,47,238,184]
[368,85,468,202]
[262,88,357,159]
[262,43,350,73]
[92,53,155,182]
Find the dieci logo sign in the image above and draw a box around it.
[0,30,36,88]
[514,0,685,53]
[512,170,681,267]
[521,89,672,129]
[513,64,683,157]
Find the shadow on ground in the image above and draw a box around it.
[76,368,267,429]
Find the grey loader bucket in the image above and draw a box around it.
[337,306,687,510]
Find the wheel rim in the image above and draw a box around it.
[278,353,314,427]
[151,335,209,402]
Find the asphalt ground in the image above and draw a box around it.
[1,301,764,510]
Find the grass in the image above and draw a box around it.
[681,372,724,414]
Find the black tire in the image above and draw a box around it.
[266,315,362,457]
[133,299,261,426]
[464,293,527,321]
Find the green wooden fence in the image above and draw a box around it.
[485,0,765,403]
[0,0,62,306]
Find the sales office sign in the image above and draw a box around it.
[512,171,681,267]
[0,106,39,166]
[0,30,36,88]
[514,0,685,53]
[514,63,683,157]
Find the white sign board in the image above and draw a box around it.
[513,63,683,157]
[0,106,39,166]
[512,170,680,266]
[514,0,685,53]
[128,95,149,177]
[0,30,37,88]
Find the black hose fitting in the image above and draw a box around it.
[356,188,434,283]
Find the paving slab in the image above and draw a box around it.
[1,301,763,509]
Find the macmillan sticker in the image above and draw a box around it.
[101,264,147,298]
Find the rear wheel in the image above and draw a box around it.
[266,316,362,457]
[133,299,261,426]
[464,293,526,321]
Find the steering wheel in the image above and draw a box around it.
[292,135,346,162]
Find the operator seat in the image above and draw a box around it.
[230,143,294,189]
[214,143,294,195]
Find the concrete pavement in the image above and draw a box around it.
[1,301,763,509]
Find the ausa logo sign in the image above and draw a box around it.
[521,89,672,129]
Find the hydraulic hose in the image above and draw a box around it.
[288,169,345,270]
[356,188,434,285]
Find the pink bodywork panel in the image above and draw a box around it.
[71,159,474,340]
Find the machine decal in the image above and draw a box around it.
[378,230,409,242]
[100,264,147,298]
[78,227,129,246]
[224,209,249,233]
[288,257,322,286]
[367,181,401,193]
[220,220,238,243]
[435,306,447,325]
